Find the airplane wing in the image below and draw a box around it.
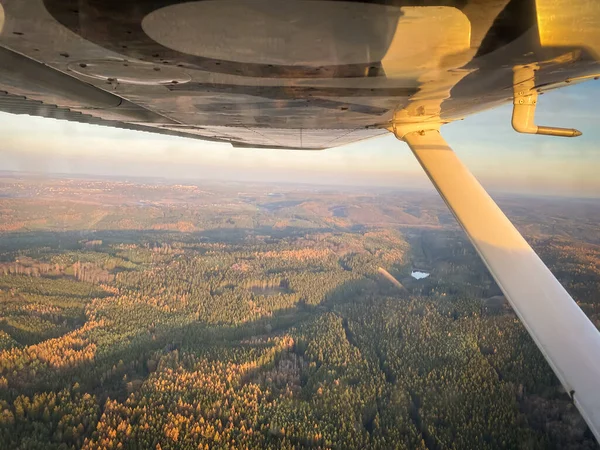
[1,0,599,151]
[0,0,514,150]
[0,42,392,149]
[1,0,597,149]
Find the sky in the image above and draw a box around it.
[1,81,599,197]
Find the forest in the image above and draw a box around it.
[0,175,599,449]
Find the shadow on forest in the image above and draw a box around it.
[3,261,404,407]
[0,225,360,258]
[5,301,324,403]
[0,224,497,404]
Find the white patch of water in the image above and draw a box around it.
[411,271,430,280]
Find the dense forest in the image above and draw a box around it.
[0,176,599,449]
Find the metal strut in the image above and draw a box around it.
[394,128,600,441]
[512,65,582,137]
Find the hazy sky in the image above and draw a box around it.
[1,81,599,197]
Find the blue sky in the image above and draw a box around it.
[1,81,599,197]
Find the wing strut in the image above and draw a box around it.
[395,128,600,441]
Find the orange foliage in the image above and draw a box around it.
[0,320,103,380]
[258,248,331,262]
[151,222,196,232]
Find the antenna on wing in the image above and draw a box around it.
[512,65,582,137]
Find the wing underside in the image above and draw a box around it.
[0,0,525,149]
[0,0,597,150]
[0,87,389,149]
[0,45,391,149]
